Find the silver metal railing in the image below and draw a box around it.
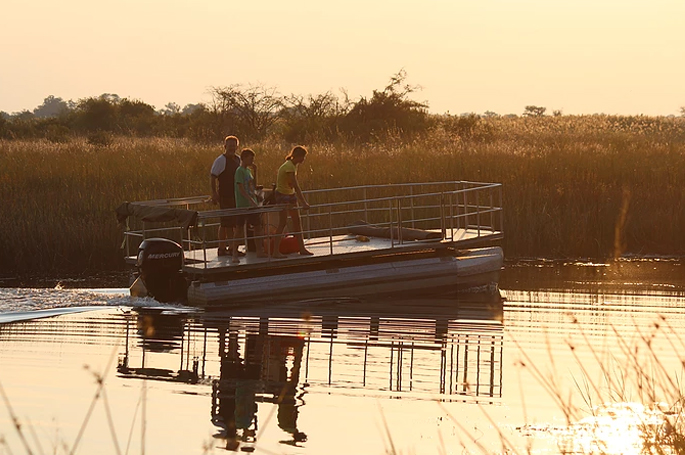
[122,181,503,265]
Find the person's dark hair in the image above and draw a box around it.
[285,145,308,161]
[240,148,255,160]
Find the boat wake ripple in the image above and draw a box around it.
[0,287,188,321]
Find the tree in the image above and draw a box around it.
[280,91,348,142]
[341,70,429,142]
[183,104,214,142]
[523,105,547,117]
[159,102,181,116]
[33,95,69,118]
[75,95,118,132]
[119,99,156,135]
[209,84,282,140]
[13,110,35,121]
[100,93,121,104]
[680,106,685,117]
[0,114,7,138]
[182,103,204,115]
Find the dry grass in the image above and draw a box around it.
[1,114,684,277]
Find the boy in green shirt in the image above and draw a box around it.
[233,148,268,263]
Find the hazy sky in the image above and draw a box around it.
[2,0,684,116]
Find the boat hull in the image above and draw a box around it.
[187,246,503,307]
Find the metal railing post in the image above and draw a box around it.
[440,193,446,239]
[463,190,469,233]
[243,221,248,255]
[409,185,415,229]
[306,207,311,240]
[499,185,504,234]
[477,193,481,236]
[125,219,130,259]
[459,181,464,230]
[266,211,272,261]
[202,221,207,269]
[363,187,368,222]
[388,200,394,247]
[328,206,334,255]
[489,191,494,233]
[397,198,403,245]
[449,192,454,240]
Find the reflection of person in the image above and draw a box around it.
[273,338,307,445]
[210,136,241,257]
[211,325,307,450]
[272,146,313,258]
[233,148,268,263]
[213,330,259,451]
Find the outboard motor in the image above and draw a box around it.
[135,238,188,303]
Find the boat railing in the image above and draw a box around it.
[121,181,503,265]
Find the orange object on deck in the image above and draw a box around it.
[265,235,299,255]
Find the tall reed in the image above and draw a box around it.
[1,114,684,278]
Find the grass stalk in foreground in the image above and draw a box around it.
[507,314,685,455]
[0,377,35,454]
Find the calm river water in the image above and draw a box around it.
[1,259,684,454]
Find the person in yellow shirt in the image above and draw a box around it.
[272,146,312,258]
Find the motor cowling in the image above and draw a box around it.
[136,238,188,302]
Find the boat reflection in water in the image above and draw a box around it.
[212,326,307,449]
[116,293,504,451]
[117,308,199,383]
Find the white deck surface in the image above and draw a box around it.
[179,227,501,273]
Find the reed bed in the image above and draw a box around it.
[1,115,684,278]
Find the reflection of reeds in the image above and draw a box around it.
[1,115,685,276]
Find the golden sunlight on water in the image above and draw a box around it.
[1,281,685,454]
[504,287,685,455]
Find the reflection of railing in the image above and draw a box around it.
[300,318,504,400]
[114,297,505,401]
[208,319,503,401]
[121,181,503,264]
[204,313,503,400]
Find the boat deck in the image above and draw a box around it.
[125,227,502,275]
[189,228,499,274]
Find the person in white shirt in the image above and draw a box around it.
[210,136,241,257]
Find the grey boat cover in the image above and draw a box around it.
[116,202,198,229]
[348,220,443,241]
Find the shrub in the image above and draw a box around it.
[86,130,113,146]
[44,124,71,143]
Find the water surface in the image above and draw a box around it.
[1,260,684,454]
